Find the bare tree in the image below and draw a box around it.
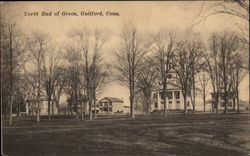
[195,1,249,44]
[1,18,28,125]
[52,66,65,115]
[230,50,248,113]
[173,37,204,114]
[41,49,64,120]
[206,31,243,114]
[63,46,82,118]
[88,30,109,118]
[188,36,205,114]
[27,32,50,122]
[90,64,109,118]
[136,58,158,114]
[151,31,175,116]
[1,21,16,125]
[114,23,150,118]
[197,71,209,112]
[67,28,108,120]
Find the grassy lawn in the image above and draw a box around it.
[2,113,250,156]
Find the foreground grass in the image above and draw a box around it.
[2,113,250,156]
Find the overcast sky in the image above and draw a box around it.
[3,1,249,104]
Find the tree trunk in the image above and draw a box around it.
[28,101,31,116]
[224,93,228,114]
[215,96,219,114]
[147,94,151,114]
[81,100,84,120]
[37,96,40,122]
[48,98,51,120]
[163,82,167,117]
[74,97,79,119]
[107,102,109,114]
[31,103,34,116]
[236,90,240,114]
[37,100,40,122]
[37,58,41,122]
[75,106,79,119]
[203,93,206,112]
[130,89,135,118]
[183,94,187,114]
[233,97,236,112]
[130,96,134,118]
[212,101,215,113]
[89,96,93,120]
[17,100,20,117]
[52,101,54,115]
[192,76,196,114]
[9,95,14,125]
[5,103,8,119]
[94,93,97,118]
[9,36,14,126]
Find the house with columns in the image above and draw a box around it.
[151,82,205,111]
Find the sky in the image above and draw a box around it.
[2,1,249,105]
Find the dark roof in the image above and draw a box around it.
[99,97,124,103]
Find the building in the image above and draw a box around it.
[97,97,125,114]
[211,92,234,110]
[151,82,206,112]
[25,97,58,115]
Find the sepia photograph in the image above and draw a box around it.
[1,1,249,156]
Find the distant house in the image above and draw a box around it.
[211,92,234,110]
[97,97,124,114]
[25,97,58,115]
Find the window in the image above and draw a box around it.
[155,102,158,108]
[160,92,172,99]
[100,103,103,107]
[104,108,108,112]
[167,92,172,99]
[175,91,180,99]
[176,101,180,105]
[167,74,172,79]
[187,101,190,107]
[160,92,164,99]
[228,102,232,106]
[169,101,172,105]
[109,102,112,106]
[153,93,158,98]
[109,108,112,112]
[104,103,108,107]
[100,108,104,112]
[161,101,164,105]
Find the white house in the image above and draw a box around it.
[25,97,58,115]
[151,82,208,112]
[97,97,125,114]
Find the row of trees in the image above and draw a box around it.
[114,24,248,118]
[1,18,110,124]
[1,21,248,125]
